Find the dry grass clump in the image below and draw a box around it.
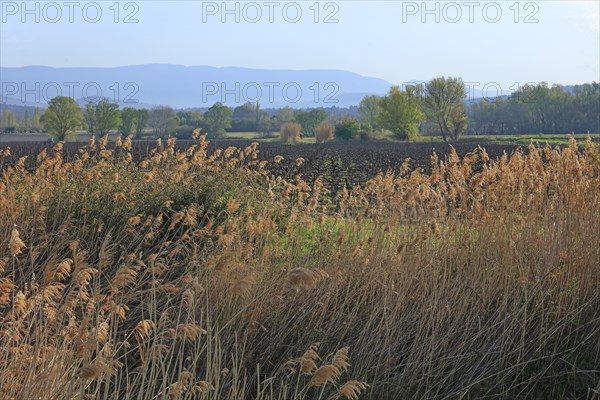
[287,267,329,291]
[315,121,334,143]
[280,122,302,143]
[274,344,367,397]
[0,135,599,399]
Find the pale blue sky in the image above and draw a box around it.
[1,0,599,88]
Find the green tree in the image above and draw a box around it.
[358,95,381,131]
[467,82,599,135]
[334,118,359,141]
[84,102,97,136]
[275,106,296,127]
[254,102,262,131]
[84,100,121,137]
[254,102,271,135]
[40,96,83,141]
[94,99,121,136]
[24,109,30,130]
[257,112,273,136]
[573,83,600,133]
[295,108,328,136]
[203,103,232,138]
[377,86,425,140]
[172,111,203,139]
[176,111,203,127]
[120,108,138,136]
[1,109,17,129]
[32,108,41,130]
[232,102,258,131]
[135,109,149,138]
[424,77,468,141]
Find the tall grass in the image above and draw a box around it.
[280,123,302,144]
[315,122,334,144]
[0,135,599,399]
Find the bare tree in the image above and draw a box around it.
[149,106,177,137]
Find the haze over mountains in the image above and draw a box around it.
[1,64,590,111]
[1,64,397,109]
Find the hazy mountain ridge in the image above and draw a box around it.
[1,64,393,109]
[1,65,592,110]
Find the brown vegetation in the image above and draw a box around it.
[315,122,334,143]
[0,135,599,399]
[280,122,302,143]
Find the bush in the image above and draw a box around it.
[359,122,373,133]
[280,122,302,143]
[315,122,334,143]
[172,125,196,140]
[371,129,394,140]
[334,118,359,141]
[391,124,420,141]
[359,130,371,141]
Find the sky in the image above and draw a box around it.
[1,0,599,89]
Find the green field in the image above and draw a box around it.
[223,131,600,147]
[2,130,599,148]
[439,133,600,147]
[223,131,263,139]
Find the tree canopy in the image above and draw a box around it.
[468,82,600,135]
[424,77,468,141]
[203,103,233,138]
[86,99,121,137]
[377,86,425,140]
[40,96,84,141]
[119,108,138,136]
[295,108,328,137]
[358,95,381,131]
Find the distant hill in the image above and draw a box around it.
[0,103,43,115]
[2,65,592,110]
[0,64,394,109]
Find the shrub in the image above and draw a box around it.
[359,130,371,141]
[359,122,373,133]
[334,118,359,141]
[280,122,302,143]
[315,122,334,143]
[172,125,196,139]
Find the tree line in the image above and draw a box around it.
[6,79,597,141]
[29,97,339,141]
[356,80,599,140]
[0,107,43,132]
[467,82,600,135]
[356,77,470,141]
